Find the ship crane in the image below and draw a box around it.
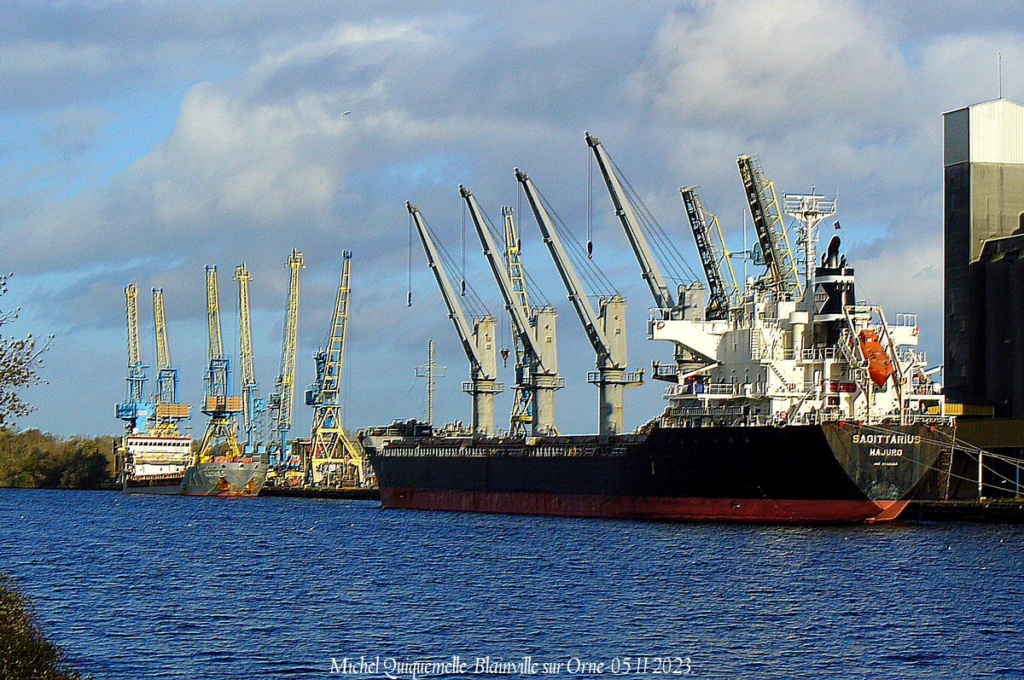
[305,251,368,487]
[198,266,243,465]
[235,264,265,455]
[407,202,503,436]
[517,169,644,435]
[585,132,706,381]
[115,283,152,435]
[737,155,802,299]
[460,185,564,437]
[266,250,304,469]
[148,288,191,436]
[680,187,741,321]
[585,133,675,312]
[502,206,535,436]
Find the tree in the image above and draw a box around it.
[0,573,89,679]
[0,275,51,429]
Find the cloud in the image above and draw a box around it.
[5,2,1024,436]
[633,0,910,134]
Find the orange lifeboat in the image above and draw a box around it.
[858,329,894,387]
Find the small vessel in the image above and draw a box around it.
[121,434,193,494]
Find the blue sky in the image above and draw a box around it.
[2,1,1023,437]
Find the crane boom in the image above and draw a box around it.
[407,202,502,436]
[737,155,801,298]
[204,266,228,399]
[516,170,610,360]
[267,250,303,467]
[408,203,495,377]
[153,288,170,373]
[680,187,740,320]
[235,264,263,452]
[460,185,561,436]
[461,187,546,367]
[125,283,144,401]
[149,288,190,434]
[585,132,675,311]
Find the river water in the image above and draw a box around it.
[0,488,1022,679]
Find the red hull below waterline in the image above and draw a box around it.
[380,488,910,524]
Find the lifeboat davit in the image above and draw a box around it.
[858,329,894,387]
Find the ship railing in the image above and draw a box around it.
[666,382,739,397]
[801,347,837,361]
[896,347,926,365]
[894,313,918,328]
[586,370,645,384]
[652,363,678,380]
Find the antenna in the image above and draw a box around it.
[999,52,1003,99]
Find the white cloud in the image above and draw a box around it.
[634,0,910,133]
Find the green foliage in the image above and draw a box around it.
[0,275,51,429]
[0,574,89,679]
[0,431,117,490]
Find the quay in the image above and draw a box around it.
[258,485,380,501]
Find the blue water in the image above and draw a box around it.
[1,489,1022,679]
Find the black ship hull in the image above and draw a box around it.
[364,423,949,523]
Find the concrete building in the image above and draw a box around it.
[944,98,1024,416]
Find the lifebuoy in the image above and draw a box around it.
[656,321,665,329]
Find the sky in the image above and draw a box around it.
[2,0,1023,438]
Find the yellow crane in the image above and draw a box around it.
[680,187,741,320]
[234,264,264,454]
[502,207,535,436]
[197,266,243,465]
[266,250,303,470]
[306,251,368,487]
[737,155,802,299]
[148,288,191,436]
[115,283,151,434]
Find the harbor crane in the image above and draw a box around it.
[737,155,802,299]
[266,250,304,468]
[305,251,368,486]
[198,266,243,465]
[586,132,707,380]
[115,283,152,435]
[461,185,563,436]
[679,187,741,321]
[235,264,265,455]
[517,169,644,435]
[148,288,190,436]
[408,202,503,437]
[501,206,535,436]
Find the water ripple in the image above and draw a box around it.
[1,489,1023,679]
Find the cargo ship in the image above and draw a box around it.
[365,144,958,524]
[181,458,267,497]
[121,434,193,494]
[363,421,951,523]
